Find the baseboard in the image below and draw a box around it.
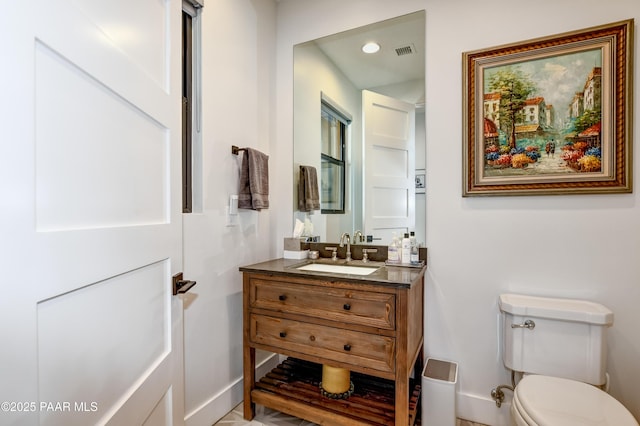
[456,391,512,426]
[185,353,280,426]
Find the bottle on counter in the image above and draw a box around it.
[401,233,411,264]
[410,231,419,265]
[387,232,400,264]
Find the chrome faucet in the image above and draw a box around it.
[339,232,351,262]
[352,230,364,244]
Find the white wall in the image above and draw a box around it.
[277,0,640,425]
[182,1,279,424]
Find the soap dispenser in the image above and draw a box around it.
[387,233,400,264]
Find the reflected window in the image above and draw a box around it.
[320,100,350,214]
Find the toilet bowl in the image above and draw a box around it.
[511,375,638,426]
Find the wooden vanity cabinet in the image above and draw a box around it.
[242,267,424,426]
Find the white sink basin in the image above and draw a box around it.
[295,263,379,276]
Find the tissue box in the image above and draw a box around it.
[284,238,303,251]
[284,237,309,259]
[284,250,309,260]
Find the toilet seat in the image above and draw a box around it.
[512,375,639,426]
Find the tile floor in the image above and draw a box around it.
[214,402,489,426]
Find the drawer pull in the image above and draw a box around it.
[343,344,351,351]
[343,303,351,310]
[279,332,287,338]
[278,295,287,301]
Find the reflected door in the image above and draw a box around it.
[363,90,416,244]
[0,0,184,425]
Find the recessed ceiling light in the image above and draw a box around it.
[362,42,380,54]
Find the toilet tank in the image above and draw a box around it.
[499,293,613,386]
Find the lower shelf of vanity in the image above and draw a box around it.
[251,357,421,426]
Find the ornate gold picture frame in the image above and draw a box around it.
[463,20,633,196]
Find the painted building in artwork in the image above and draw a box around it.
[568,67,602,146]
[515,96,551,139]
[483,92,501,129]
[484,92,557,141]
[570,91,584,118]
[583,67,602,112]
[545,104,555,129]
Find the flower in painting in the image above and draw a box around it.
[578,155,601,172]
[572,141,589,152]
[486,152,500,161]
[511,153,534,168]
[526,150,540,161]
[561,150,583,162]
[585,147,601,158]
[485,144,499,153]
[495,154,512,165]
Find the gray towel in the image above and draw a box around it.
[298,165,320,212]
[238,148,269,210]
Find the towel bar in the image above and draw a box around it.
[232,145,247,155]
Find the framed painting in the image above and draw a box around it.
[463,19,633,196]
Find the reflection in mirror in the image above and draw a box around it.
[293,11,425,246]
[320,96,351,213]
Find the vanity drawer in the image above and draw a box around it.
[249,278,395,330]
[250,313,395,374]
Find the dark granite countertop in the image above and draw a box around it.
[239,257,425,288]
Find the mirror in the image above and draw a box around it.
[293,11,426,246]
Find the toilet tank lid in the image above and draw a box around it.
[499,294,613,325]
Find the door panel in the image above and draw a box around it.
[35,41,169,231]
[0,0,183,425]
[37,261,169,426]
[363,90,415,244]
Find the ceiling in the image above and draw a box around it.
[309,12,425,90]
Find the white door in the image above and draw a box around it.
[363,90,416,244]
[0,1,184,425]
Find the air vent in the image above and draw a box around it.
[395,44,416,56]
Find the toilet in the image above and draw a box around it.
[499,293,638,426]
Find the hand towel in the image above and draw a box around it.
[298,165,320,212]
[238,148,269,210]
